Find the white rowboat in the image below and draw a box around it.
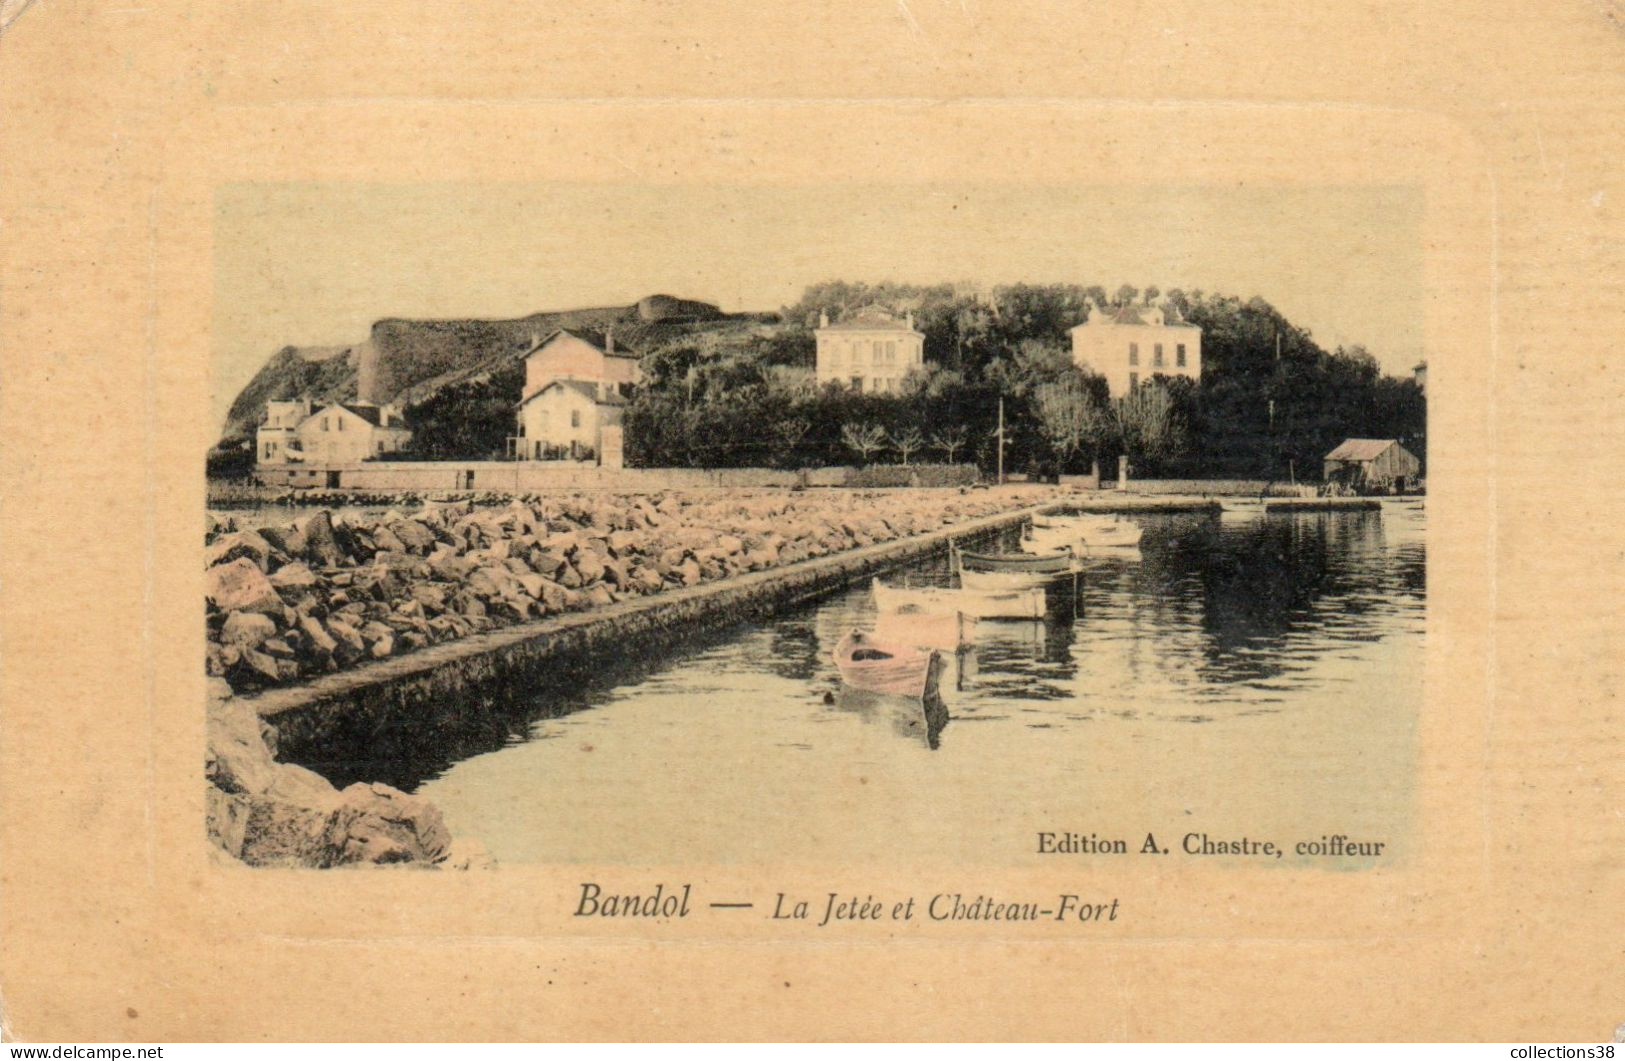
[871,578,1046,621]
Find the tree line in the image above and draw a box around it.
[380,280,1425,480]
[622,282,1425,479]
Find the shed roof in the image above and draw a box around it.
[1325,438,1399,461]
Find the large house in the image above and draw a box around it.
[513,328,640,461]
[814,305,925,393]
[256,399,410,465]
[1069,301,1202,396]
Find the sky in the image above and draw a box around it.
[214,183,1423,427]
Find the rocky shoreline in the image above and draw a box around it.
[207,676,492,868]
[204,486,1050,867]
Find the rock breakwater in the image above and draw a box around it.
[206,677,491,868]
[205,487,1048,695]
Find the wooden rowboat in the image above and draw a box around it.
[1025,521,1143,551]
[1033,511,1117,529]
[955,546,1076,575]
[833,630,944,698]
[959,568,1063,592]
[871,578,1045,621]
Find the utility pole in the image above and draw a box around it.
[996,397,1005,485]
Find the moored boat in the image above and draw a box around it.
[871,578,1045,620]
[833,630,944,698]
[958,567,1065,592]
[1026,516,1142,550]
[954,545,1076,575]
[874,609,975,652]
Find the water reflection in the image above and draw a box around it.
[389,502,1424,865]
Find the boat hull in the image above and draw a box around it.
[959,568,1066,592]
[956,548,1076,575]
[874,609,976,651]
[871,578,1045,620]
[833,630,943,698]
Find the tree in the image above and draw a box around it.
[932,424,969,464]
[1033,379,1110,473]
[841,421,888,465]
[1114,380,1186,467]
[890,427,926,465]
[1114,284,1140,307]
[771,417,811,468]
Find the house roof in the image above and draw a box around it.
[518,378,629,408]
[819,305,921,333]
[339,403,383,426]
[526,327,641,360]
[299,402,404,430]
[1325,438,1399,461]
[1075,302,1191,328]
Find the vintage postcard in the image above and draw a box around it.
[0,0,1619,1043]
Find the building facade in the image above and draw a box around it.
[514,380,626,461]
[512,328,640,461]
[256,398,410,466]
[1068,301,1202,396]
[813,306,926,394]
[255,398,315,465]
[291,402,411,464]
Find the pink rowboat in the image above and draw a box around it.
[833,630,945,698]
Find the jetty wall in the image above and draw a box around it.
[242,500,1048,765]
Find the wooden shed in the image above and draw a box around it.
[1322,438,1421,491]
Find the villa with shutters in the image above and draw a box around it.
[1068,301,1202,396]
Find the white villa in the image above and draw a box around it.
[814,305,925,394]
[512,328,641,461]
[1068,301,1202,395]
[256,399,410,465]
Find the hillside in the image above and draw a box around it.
[215,294,733,448]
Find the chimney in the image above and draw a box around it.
[906,310,915,331]
[819,309,829,328]
[605,325,615,354]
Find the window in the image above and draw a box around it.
[1128,343,1139,366]
[570,410,581,428]
[377,441,385,453]
[851,376,863,390]
[1128,372,1139,389]
[337,416,344,431]
[321,418,329,432]
[1154,343,1164,367]
[1177,343,1187,367]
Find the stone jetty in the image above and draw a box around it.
[203,486,1050,867]
[205,488,1048,695]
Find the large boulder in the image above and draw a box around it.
[206,680,277,796]
[322,783,452,866]
[295,511,345,566]
[268,561,319,590]
[206,784,251,858]
[207,557,285,616]
[387,519,437,554]
[220,610,278,649]
[256,523,308,559]
[204,530,274,572]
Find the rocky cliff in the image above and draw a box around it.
[216,295,729,449]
